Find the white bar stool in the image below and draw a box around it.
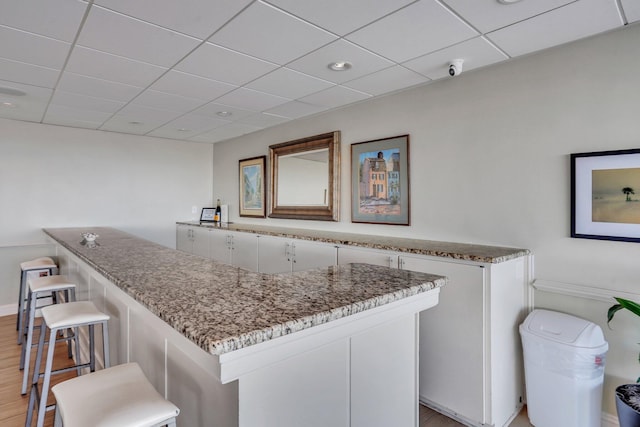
[26,301,110,427]
[20,275,77,395]
[52,362,180,427]
[17,257,57,342]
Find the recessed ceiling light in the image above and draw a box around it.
[497,0,523,4]
[177,128,190,132]
[1,101,17,108]
[216,111,232,118]
[328,61,352,72]
[0,86,26,96]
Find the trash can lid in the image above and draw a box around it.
[520,309,607,348]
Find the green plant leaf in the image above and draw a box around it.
[608,303,624,326]
[616,298,640,317]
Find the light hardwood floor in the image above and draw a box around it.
[1,314,531,427]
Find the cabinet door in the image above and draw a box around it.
[176,225,192,253]
[292,240,337,271]
[337,246,397,268]
[257,235,293,273]
[399,255,486,425]
[210,229,231,264]
[230,231,258,272]
[191,227,211,259]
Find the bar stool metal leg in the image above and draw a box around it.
[17,258,56,343]
[20,276,76,395]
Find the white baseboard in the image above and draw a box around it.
[531,279,640,303]
[0,303,17,317]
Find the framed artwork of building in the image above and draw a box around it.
[351,135,410,225]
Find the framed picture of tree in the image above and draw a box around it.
[239,155,266,218]
[351,135,410,225]
[571,148,640,242]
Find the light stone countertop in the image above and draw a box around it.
[43,227,446,356]
[177,221,530,264]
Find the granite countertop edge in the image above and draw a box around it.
[176,221,530,264]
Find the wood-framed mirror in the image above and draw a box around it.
[269,131,340,221]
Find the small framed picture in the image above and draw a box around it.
[572,148,640,242]
[239,155,266,218]
[351,135,410,225]
[200,207,215,222]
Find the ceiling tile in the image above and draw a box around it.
[175,42,278,86]
[298,85,370,108]
[150,70,236,101]
[93,0,253,39]
[403,36,508,80]
[100,115,166,134]
[50,90,125,113]
[148,112,231,137]
[620,0,640,23]
[488,0,623,57]
[0,58,59,88]
[57,72,143,102]
[0,25,70,69]
[44,104,113,127]
[442,0,574,33]
[115,103,185,123]
[65,46,167,87]
[287,39,394,84]
[0,80,52,122]
[246,68,334,99]
[209,1,337,64]
[265,100,329,119]
[214,88,291,111]
[189,122,263,143]
[346,0,478,63]
[192,103,255,121]
[0,0,88,42]
[342,65,430,96]
[264,0,414,36]
[77,6,201,67]
[237,112,290,128]
[131,90,206,113]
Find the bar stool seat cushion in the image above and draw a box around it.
[20,257,56,271]
[41,301,109,330]
[52,362,180,427]
[28,275,76,292]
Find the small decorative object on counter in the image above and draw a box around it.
[214,199,221,223]
[81,232,99,247]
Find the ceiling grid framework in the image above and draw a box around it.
[0,0,633,144]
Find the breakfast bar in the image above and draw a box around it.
[43,227,446,427]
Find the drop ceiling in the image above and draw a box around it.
[0,0,635,143]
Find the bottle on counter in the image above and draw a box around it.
[214,199,221,223]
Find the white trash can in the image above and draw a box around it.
[520,309,608,427]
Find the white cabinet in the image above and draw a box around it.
[176,224,210,258]
[337,245,398,268]
[257,235,337,273]
[210,229,259,272]
[399,254,528,427]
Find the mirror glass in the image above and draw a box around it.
[277,148,329,206]
[269,131,340,221]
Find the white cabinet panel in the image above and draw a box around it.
[129,304,167,393]
[239,339,350,427]
[210,228,232,264]
[351,314,418,427]
[257,235,337,273]
[337,245,397,268]
[230,231,258,272]
[176,224,210,258]
[291,239,337,272]
[257,235,296,273]
[401,255,486,424]
[167,340,238,427]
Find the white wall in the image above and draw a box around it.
[0,119,213,308]
[213,24,640,416]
